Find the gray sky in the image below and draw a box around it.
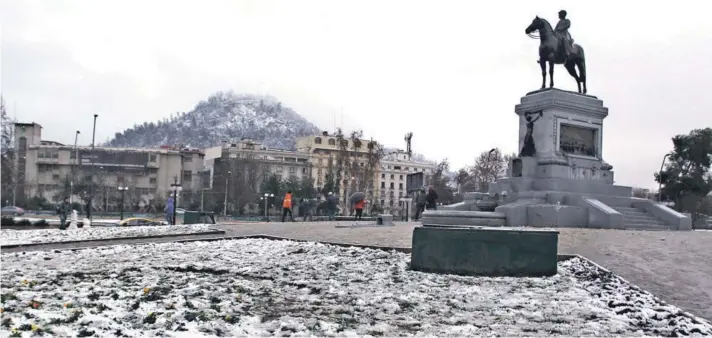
[2,0,711,189]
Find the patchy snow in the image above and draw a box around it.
[0,224,218,246]
[1,239,710,337]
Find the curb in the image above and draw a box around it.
[0,230,226,250]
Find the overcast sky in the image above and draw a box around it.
[2,0,711,189]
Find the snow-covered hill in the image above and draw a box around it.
[106,91,320,150]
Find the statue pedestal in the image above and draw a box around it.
[481,88,691,230]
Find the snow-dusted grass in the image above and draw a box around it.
[1,239,710,337]
[0,225,218,246]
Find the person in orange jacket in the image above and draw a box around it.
[353,199,365,221]
[281,191,295,222]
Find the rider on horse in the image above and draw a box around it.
[555,10,574,61]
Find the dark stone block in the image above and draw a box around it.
[410,226,559,277]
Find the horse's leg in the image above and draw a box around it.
[578,59,587,94]
[539,58,546,89]
[565,62,580,93]
[548,60,554,88]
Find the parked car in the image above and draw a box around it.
[1,206,25,216]
[175,208,186,215]
[118,217,165,227]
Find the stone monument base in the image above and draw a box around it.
[410,226,559,277]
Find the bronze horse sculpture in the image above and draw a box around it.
[525,16,587,94]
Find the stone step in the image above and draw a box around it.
[614,206,642,211]
[622,213,660,222]
[624,219,668,226]
[622,222,672,230]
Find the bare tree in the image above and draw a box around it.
[467,148,515,192]
[1,97,16,206]
[226,152,265,215]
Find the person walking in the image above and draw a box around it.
[281,191,294,222]
[326,192,338,221]
[353,199,365,221]
[58,197,71,230]
[414,188,427,221]
[165,197,175,225]
[425,186,439,211]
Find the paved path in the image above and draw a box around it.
[216,221,712,321]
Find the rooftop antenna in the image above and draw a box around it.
[404,132,413,159]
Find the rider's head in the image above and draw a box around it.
[558,10,567,19]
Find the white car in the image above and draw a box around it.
[175,208,186,215]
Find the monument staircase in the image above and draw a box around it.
[610,206,671,230]
[420,88,692,231]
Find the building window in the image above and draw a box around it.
[52,174,60,180]
[276,166,283,172]
[380,199,385,206]
[399,183,403,189]
[328,139,336,146]
[381,182,385,188]
[149,177,157,185]
[289,167,296,174]
[182,170,192,183]
[302,167,308,174]
[184,155,192,162]
[70,151,77,159]
[381,173,385,179]
[390,174,394,179]
[149,154,157,162]
[399,175,403,180]
[390,182,394,189]
[399,192,403,198]
[315,137,322,144]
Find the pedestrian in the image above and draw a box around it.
[281,191,294,222]
[302,198,314,222]
[354,198,365,221]
[425,186,438,211]
[58,197,71,230]
[414,188,427,220]
[165,197,175,225]
[326,192,338,220]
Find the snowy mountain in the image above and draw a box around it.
[106,92,320,150]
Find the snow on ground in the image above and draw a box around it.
[1,239,710,337]
[0,225,218,246]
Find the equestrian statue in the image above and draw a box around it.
[525,10,587,94]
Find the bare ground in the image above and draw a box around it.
[216,221,712,321]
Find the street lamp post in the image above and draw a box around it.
[261,193,274,220]
[117,186,128,220]
[89,114,98,223]
[170,178,182,225]
[70,130,80,204]
[223,170,230,216]
[657,153,670,202]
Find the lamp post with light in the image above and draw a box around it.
[117,186,128,220]
[261,193,274,221]
[223,170,231,216]
[170,178,182,225]
[657,153,670,202]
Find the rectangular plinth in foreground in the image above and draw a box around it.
[410,226,559,277]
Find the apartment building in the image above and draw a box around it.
[378,150,437,213]
[295,132,381,201]
[10,122,204,210]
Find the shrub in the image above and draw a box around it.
[33,219,49,226]
[1,216,14,226]
[16,219,32,226]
